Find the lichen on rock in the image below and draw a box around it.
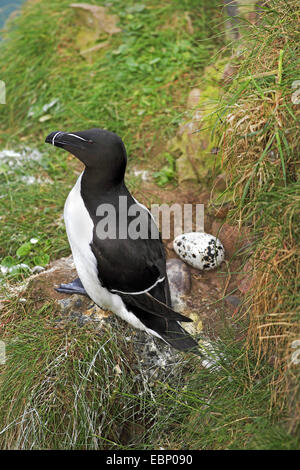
[70,3,121,54]
[167,58,231,185]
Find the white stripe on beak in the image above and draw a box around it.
[67,133,89,142]
[52,131,63,146]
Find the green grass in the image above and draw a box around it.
[151,342,299,450]
[153,152,176,186]
[215,0,300,436]
[0,147,78,277]
[0,298,297,449]
[0,0,222,275]
[0,299,153,449]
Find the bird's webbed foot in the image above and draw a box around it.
[55,277,87,296]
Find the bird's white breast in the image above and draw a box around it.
[63,173,162,338]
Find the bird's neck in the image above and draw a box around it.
[82,166,126,191]
[80,167,128,205]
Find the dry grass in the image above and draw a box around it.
[217,0,300,433]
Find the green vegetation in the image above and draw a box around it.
[1,295,299,449]
[0,299,157,449]
[0,0,221,270]
[153,152,176,186]
[0,0,299,450]
[216,0,300,435]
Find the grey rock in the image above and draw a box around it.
[132,332,185,386]
[225,295,241,310]
[32,265,45,274]
[167,258,191,295]
[166,258,191,311]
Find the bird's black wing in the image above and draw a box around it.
[84,190,197,343]
[90,231,190,319]
[119,291,192,323]
[89,193,169,294]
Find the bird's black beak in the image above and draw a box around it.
[45,131,94,150]
[45,131,67,149]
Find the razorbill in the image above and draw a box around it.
[45,128,199,354]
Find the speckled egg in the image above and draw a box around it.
[173,232,225,271]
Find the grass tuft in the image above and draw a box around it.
[216,0,300,434]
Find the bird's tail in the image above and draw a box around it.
[120,291,200,355]
[122,300,200,354]
[159,320,201,355]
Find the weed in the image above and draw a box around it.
[153,152,176,186]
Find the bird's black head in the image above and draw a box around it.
[45,128,127,186]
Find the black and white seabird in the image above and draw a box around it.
[45,128,199,354]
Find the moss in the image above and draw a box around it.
[168,58,230,184]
